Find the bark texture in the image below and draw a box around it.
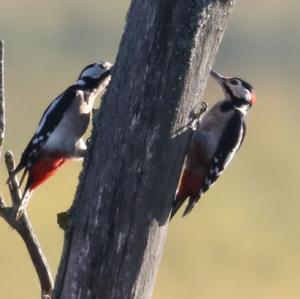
[54,1,236,298]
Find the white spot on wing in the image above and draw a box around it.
[205,178,212,185]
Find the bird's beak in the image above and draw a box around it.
[210,70,226,85]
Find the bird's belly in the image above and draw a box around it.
[43,112,89,155]
[42,123,79,156]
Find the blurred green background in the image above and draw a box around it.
[0,1,299,298]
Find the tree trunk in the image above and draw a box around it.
[0,40,5,157]
[54,1,236,298]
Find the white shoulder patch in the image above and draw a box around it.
[236,105,248,115]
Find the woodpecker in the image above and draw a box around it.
[10,62,112,211]
[171,70,256,218]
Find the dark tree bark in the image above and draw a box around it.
[54,1,236,298]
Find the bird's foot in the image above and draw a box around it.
[188,101,208,130]
[189,101,208,120]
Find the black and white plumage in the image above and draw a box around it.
[171,70,256,218]
[10,62,112,208]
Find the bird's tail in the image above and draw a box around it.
[170,191,203,220]
[6,165,32,220]
[22,173,33,200]
[182,194,201,217]
[6,162,27,187]
[170,194,186,220]
[19,168,28,187]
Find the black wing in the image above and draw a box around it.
[183,111,246,216]
[13,86,78,177]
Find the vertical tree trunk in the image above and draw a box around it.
[54,1,236,298]
[0,40,5,157]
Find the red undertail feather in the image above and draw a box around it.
[171,168,204,219]
[29,157,66,190]
[176,168,204,200]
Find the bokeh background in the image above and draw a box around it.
[0,1,299,298]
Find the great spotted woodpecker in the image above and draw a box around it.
[171,70,256,218]
[10,62,112,210]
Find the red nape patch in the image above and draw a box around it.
[176,168,204,200]
[29,157,66,190]
[251,91,256,104]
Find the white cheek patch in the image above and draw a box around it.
[229,82,251,101]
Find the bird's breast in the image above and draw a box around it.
[185,105,234,173]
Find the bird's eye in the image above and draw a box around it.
[229,79,239,85]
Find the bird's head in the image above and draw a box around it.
[210,70,256,113]
[77,62,113,88]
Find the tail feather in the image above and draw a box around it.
[19,168,28,187]
[170,191,203,219]
[182,191,203,217]
[12,160,25,177]
[22,174,33,200]
[170,195,185,220]
[182,196,197,217]
[6,162,26,185]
